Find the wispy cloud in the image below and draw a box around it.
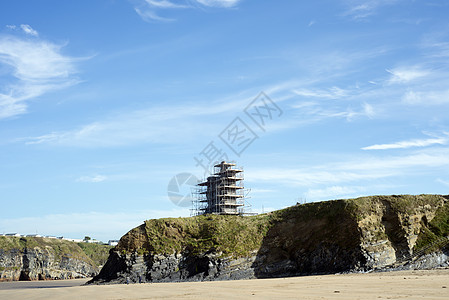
[247,167,394,187]
[362,135,448,150]
[342,0,400,20]
[5,24,39,36]
[0,33,82,119]
[402,89,449,105]
[386,67,429,84]
[19,80,294,147]
[293,86,348,99]
[20,96,242,147]
[304,185,365,201]
[134,0,188,22]
[303,183,399,201]
[421,28,449,58]
[247,147,449,187]
[289,100,375,123]
[20,24,38,37]
[135,7,175,22]
[436,178,449,187]
[133,0,241,22]
[195,0,240,8]
[76,175,108,183]
[146,0,187,8]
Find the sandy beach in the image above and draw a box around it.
[1,269,449,299]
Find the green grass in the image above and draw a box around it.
[415,201,449,253]
[347,194,444,216]
[77,243,112,266]
[138,214,272,258]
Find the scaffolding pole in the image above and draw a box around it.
[192,161,245,216]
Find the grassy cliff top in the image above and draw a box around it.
[117,213,272,258]
[117,194,449,258]
[0,236,112,267]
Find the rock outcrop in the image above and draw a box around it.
[89,195,449,284]
[0,237,110,281]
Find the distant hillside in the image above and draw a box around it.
[90,194,449,284]
[0,236,112,281]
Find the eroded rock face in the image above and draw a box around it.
[358,198,443,269]
[90,250,259,284]
[0,247,98,281]
[89,195,449,285]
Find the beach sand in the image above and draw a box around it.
[1,269,448,299]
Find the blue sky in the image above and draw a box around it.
[1,0,449,241]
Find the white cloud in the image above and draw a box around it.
[247,148,449,187]
[346,149,449,171]
[134,0,189,22]
[363,102,375,118]
[294,86,348,99]
[402,89,449,105]
[303,184,399,201]
[402,90,421,104]
[421,29,449,58]
[386,67,429,84]
[436,178,449,187]
[134,7,175,22]
[133,0,240,22]
[246,167,394,187]
[76,175,108,183]
[20,80,292,147]
[362,135,448,150]
[304,185,364,201]
[345,3,376,19]
[146,0,187,9]
[20,24,38,36]
[21,102,227,147]
[195,0,240,8]
[289,100,375,125]
[5,24,39,37]
[0,35,81,119]
[343,0,399,20]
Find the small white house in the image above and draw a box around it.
[26,234,42,238]
[5,233,21,237]
[86,239,102,244]
[62,238,84,243]
[108,240,119,246]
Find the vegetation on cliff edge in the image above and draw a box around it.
[116,194,449,259]
[414,199,449,253]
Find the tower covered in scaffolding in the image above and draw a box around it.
[193,161,245,215]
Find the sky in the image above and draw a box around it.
[1,0,449,241]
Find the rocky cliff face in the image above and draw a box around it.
[0,237,107,281]
[89,195,449,284]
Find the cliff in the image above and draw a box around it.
[89,194,449,284]
[0,236,111,281]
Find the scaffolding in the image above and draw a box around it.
[192,161,245,216]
